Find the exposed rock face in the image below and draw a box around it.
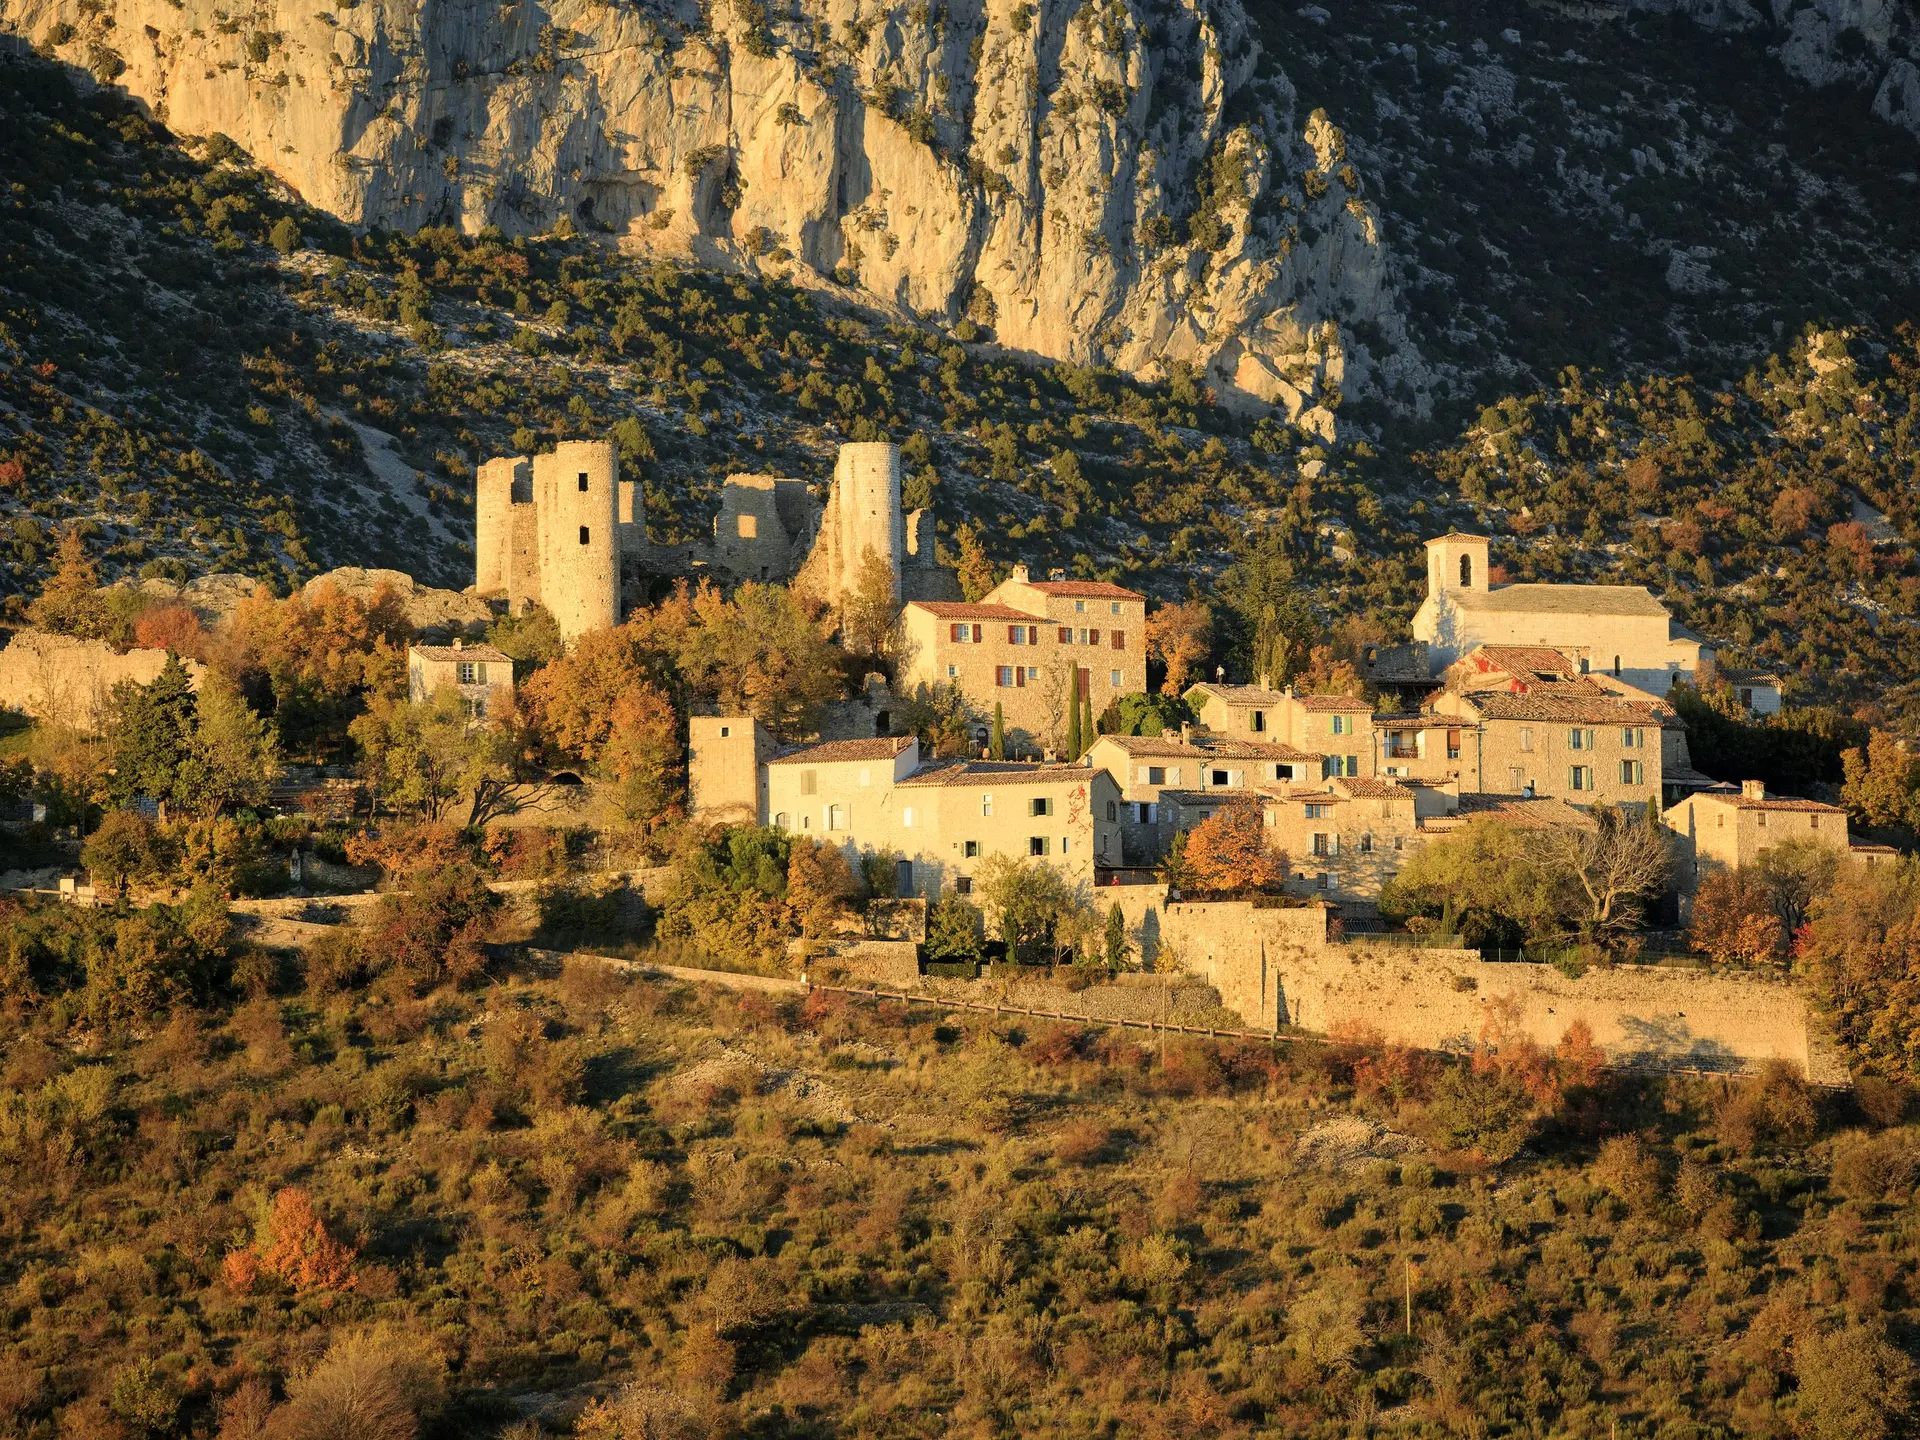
[1,0,1429,417]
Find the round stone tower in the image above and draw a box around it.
[832,442,903,604]
[534,440,620,641]
[473,455,524,595]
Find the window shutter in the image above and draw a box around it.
[1090,629,1101,646]
[950,623,964,642]
[1058,626,1072,643]
[1112,630,1124,650]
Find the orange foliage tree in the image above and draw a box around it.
[1179,802,1287,895]
[1147,599,1212,697]
[223,1186,358,1293]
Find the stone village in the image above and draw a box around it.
[413,436,1866,1082]
[0,436,1877,1082]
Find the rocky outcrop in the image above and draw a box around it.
[0,0,1429,418]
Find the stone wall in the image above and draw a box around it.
[0,630,205,731]
[1100,885,1843,1082]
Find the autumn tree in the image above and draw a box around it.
[1147,599,1213,696]
[787,838,856,939]
[635,580,843,741]
[219,581,411,757]
[1179,802,1288,896]
[29,527,110,639]
[839,544,898,659]
[350,691,523,828]
[952,521,998,602]
[1689,867,1785,964]
[1843,731,1920,834]
[975,853,1090,964]
[1798,860,1920,1082]
[1543,805,1671,941]
[1755,834,1839,935]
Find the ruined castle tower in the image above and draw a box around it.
[795,442,904,613]
[473,440,619,643]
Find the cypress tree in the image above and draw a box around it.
[1065,695,1081,760]
[1081,694,1097,755]
[991,703,1005,760]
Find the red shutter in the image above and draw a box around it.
[1058,626,1072,644]
[1016,668,1026,688]
[1112,629,1125,650]
[950,623,964,642]
[1090,629,1102,646]
[971,624,983,643]
[1006,625,1019,644]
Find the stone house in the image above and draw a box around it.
[406,641,515,719]
[1715,667,1784,717]
[1259,777,1423,900]
[1661,781,1852,892]
[1184,683,1376,779]
[1412,532,1711,693]
[1084,730,1320,862]
[686,715,776,824]
[1426,684,1667,810]
[897,568,1146,752]
[1371,713,1474,784]
[761,736,1122,897]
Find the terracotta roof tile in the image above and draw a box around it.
[1455,583,1672,618]
[409,644,514,664]
[769,737,915,765]
[897,761,1094,788]
[1014,580,1145,599]
[1452,691,1667,725]
[907,601,1048,621]
[1094,735,1318,761]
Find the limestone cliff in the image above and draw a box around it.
[0,0,1429,423]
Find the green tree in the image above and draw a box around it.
[350,691,521,828]
[102,655,198,808]
[1794,1323,1917,1440]
[81,810,162,895]
[1220,534,1318,687]
[976,853,1088,964]
[1065,690,1082,759]
[1103,902,1129,971]
[172,671,280,817]
[925,892,985,965]
[991,703,1005,760]
[1108,691,1194,737]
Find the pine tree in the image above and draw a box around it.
[991,703,1005,760]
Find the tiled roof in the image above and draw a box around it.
[897,760,1092,787]
[1700,792,1846,814]
[1454,691,1666,725]
[1332,777,1417,800]
[1157,788,1251,807]
[1013,580,1145,599]
[907,601,1047,621]
[1424,531,1489,546]
[1455,583,1672,618]
[770,737,915,765]
[1186,682,1284,706]
[1294,693,1373,712]
[1446,793,1599,830]
[410,643,513,664]
[1094,735,1317,761]
[1717,667,1783,687]
[1463,645,1577,676]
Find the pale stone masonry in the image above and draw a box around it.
[687,715,776,825]
[1427,684,1667,810]
[759,735,1123,896]
[1184,683,1376,779]
[406,641,515,719]
[1661,780,1852,891]
[1413,532,1711,693]
[1084,730,1319,864]
[897,566,1146,753]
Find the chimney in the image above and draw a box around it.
[1010,563,1030,584]
[1180,722,1194,746]
[1257,672,1271,691]
[1742,779,1766,801]
[452,637,463,651]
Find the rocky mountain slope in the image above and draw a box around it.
[0,0,1426,431]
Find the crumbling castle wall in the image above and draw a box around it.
[0,630,206,732]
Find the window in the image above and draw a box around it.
[1077,628,1090,645]
[1250,710,1266,733]
[736,513,756,537]
[577,472,589,492]
[1578,657,1590,675]
[997,666,1014,687]
[1317,872,1333,891]
[1394,836,1405,851]
[1024,667,1037,683]
[578,525,591,545]
[1031,797,1054,817]
[903,807,915,828]
[1619,760,1643,785]
[956,875,973,894]
[1739,688,1754,709]
[1331,714,1348,735]
[1568,728,1594,750]
[773,812,788,829]
[1074,600,1085,613]
[1520,728,1534,753]
[1312,833,1331,856]
[1135,801,1157,823]
[1106,800,1117,821]
[1304,803,1330,819]
[1459,553,1472,587]
[1008,625,1026,645]
[1210,769,1230,787]
[1058,626,1072,643]
[1030,836,1050,856]
[1111,670,1121,687]
[1569,766,1592,791]
[1613,655,1622,677]
[1111,602,1121,615]
[1757,812,1767,829]
[1111,629,1125,650]
[1360,832,1374,853]
[981,794,993,816]
[1446,731,1461,760]
[1089,629,1102,646]
[457,662,476,684]
[1509,767,1525,790]
[1147,766,1166,785]
[800,770,817,795]
[716,725,732,741]
[826,804,845,831]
